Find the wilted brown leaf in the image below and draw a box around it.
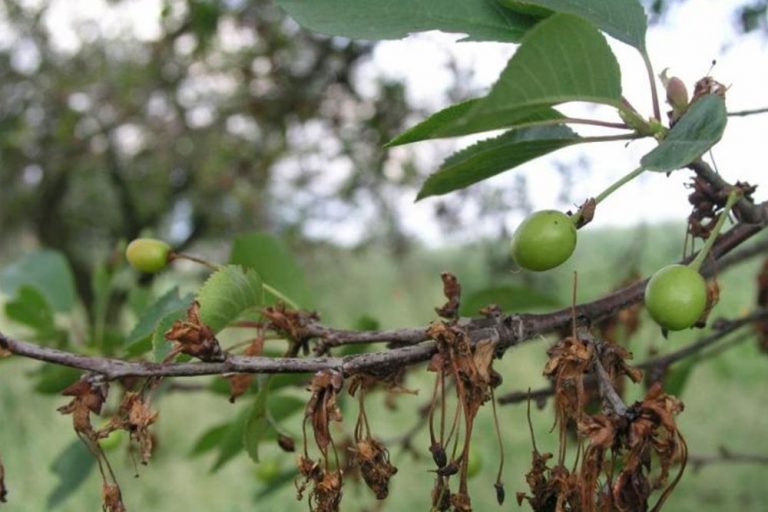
[164,301,224,362]
[102,482,126,512]
[58,378,108,434]
[435,272,461,319]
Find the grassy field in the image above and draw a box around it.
[1,223,767,511]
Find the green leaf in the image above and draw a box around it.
[0,250,76,312]
[268,395,305,423]
[663,359,697,397]
[230,232,313,308]
[417,125,579,199]
[190,424,230,456]
[254,469,300,500]
[641,95,728,172]
[196,265,264,333]
[125,287,193,355]
[152,309,187,362]
[47,440,95,508]
[387,100,564,146]
[450,13,622,137]
[498,0,647,51]
[459,285,561,316]
[276,0,536,43]
[243,377,271,463]
[211,408,249,472]
[33,365,81,394]
[4,285,56,335]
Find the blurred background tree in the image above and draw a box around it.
[0,0,428,305]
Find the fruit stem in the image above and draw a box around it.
[263,283,300,310]
[689,190,742,272]
[642,51,662,122]
[170,252,220,270]
[571,166,645,225]
[172,252,300,309]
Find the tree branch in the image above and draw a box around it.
[1,204,766,382]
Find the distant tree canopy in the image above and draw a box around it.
[0,0,422,301]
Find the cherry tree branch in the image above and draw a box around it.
[1,198,766,382]
[689,447,768,471]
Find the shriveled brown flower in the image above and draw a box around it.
[102,482,126,512]
[351,438,397,499]
[164,301,224,361]
[58,378,108,435]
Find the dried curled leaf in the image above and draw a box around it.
[305,370,343,455]
[296,455,342,512]
[263,303,319,341]
[352,438,397,499]
[164,301,225,362]
[57,378,108,434]
[102,482,126,512]
[435,272,461,319]
[98,392,158,465]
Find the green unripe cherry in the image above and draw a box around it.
[98,428,126,452]
[253,458,282,483]
[644,264,707,331]
[510,210,577,271]
[126,238,171,273]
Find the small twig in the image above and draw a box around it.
[727,106,768,117]
[689,447,768,472]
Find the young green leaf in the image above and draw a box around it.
[124,287,193,356]
[243,377,271,463]
[0,250,76,312]
[387,100,564,146]
[230,232,313,308]
[47,440,95,508]
[196,265,264,333]
[459,13,622,134]
[498,0,647,51]
[4,285,56,336]
[640,95,727,172]
[276,0,536,43]
[152,309,187,362]
[417,125,579,199]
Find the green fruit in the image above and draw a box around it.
[98,429,125,452]
[253,458,282,483]
[644,264,707,331]
[466,450,483,479]
[126,238,171,273]
[510,210,577,271]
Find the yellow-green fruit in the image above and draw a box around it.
[511,210,577,271]
[126,238,171,273]
[98,429,125,452]
[466,450,483,479]
[253,458,282,483]
[644,264,707,331]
